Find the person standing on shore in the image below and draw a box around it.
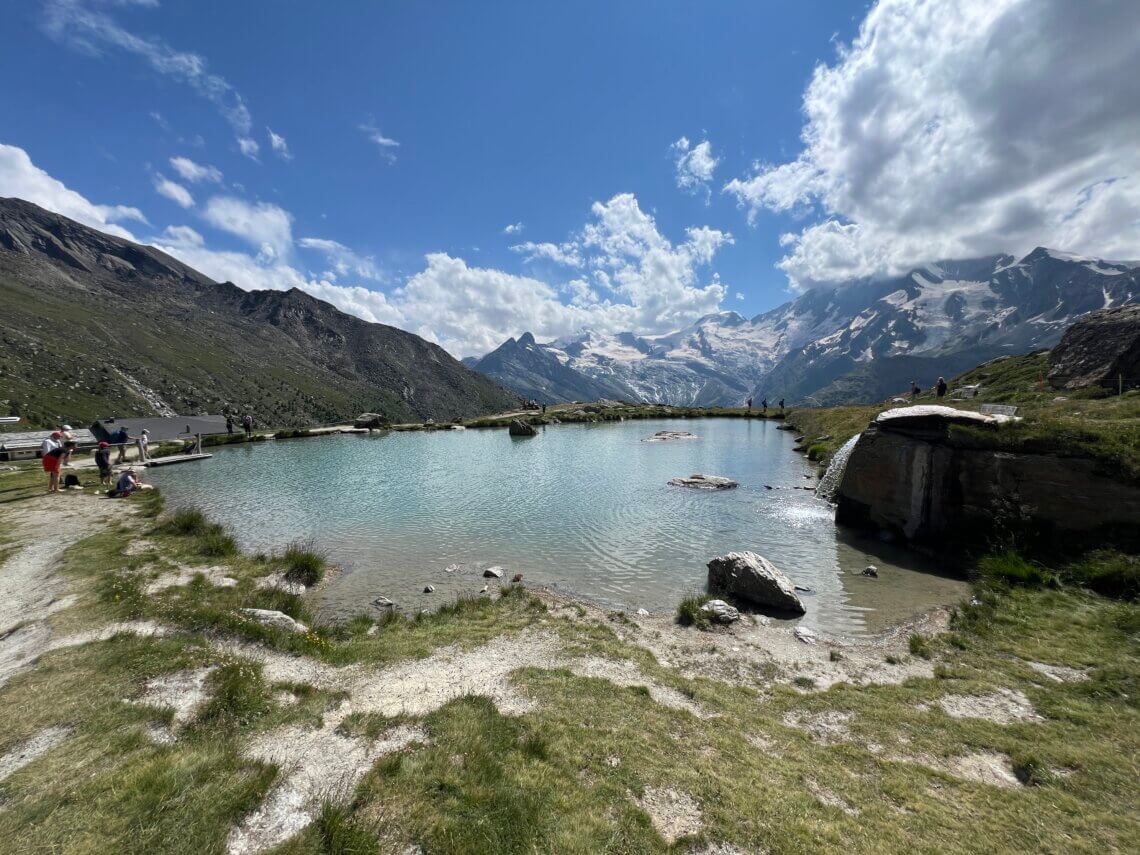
[779,398,785,413]
[910,380,921,400]
[936,376,948,398]
[242,413,253,438]
[94,441,113,486]
[60,424,75,467]
[761,398,768,414]
[138,428,150,462]
[41,431,63,493]
[746,397,753,411]
[226,414,235,435]
[114,425,130,463]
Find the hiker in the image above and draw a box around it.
[761,398,768,414]
[541,403,547,417]
[242,413,253,438]
[779,398,785,412]
[138,428,151,462]
[746,397,753,411]
[226,414,235,435]
[910,380,921,400]
[40,431,64,493]
[94,441,113,486]
[936,376,948,398]
[60,424,76,467]
[114,425,130,463]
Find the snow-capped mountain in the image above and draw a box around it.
[471,248,1139,406]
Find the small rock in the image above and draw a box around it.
[636,608,650,616]
[794,626,817,644]
[238,608,307,633]
[372,596,395,608]
[862,565,879,578]
[423,585,435,593]
[700,599,741,624]
[479,584,489,594]
[794,585,814,594]
[366,624,379,636]
[668,474,738,490]
[483,566,504,579]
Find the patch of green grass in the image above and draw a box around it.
[192,660,272,732]
[792,676,816,689]
[908,634,932,659]
[159,507,211,536]
[1064,550,1140,600]
[280,539,326,586]
[676,592,712,628]
[978,550,1055,589]
[158,506,239,557]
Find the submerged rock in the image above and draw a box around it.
[372,596,395,609]
[707,552,806,614]
[239,608,308,633]
[483,566,505,579]
[668,474,738,490]
[643,430,698,443]
[508,419,537,437]
[700,599,740,624]
[423,585,435,593]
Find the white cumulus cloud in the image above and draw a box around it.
[202,196,293,260]
[503,222,524,235]
[724,0,1140,289]
[0,142,146,239]
[510,241,583,267]
[298,237,382,281]
[672,136,719,201]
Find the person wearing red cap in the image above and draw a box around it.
[94,441,113,486]
[40,431,64,493]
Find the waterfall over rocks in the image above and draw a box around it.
[816,434,861,504]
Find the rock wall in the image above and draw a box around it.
[835,424,1140,548]
[1048,304,1140,391]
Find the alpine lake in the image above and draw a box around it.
[146,418,967,637]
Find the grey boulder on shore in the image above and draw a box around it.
[668,474,738,490]
[700,599,741,624]
[707,552,806,614]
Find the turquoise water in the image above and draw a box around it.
[146,418,966,636]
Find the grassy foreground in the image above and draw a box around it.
[0,458,1137,853]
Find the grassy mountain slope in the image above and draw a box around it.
[0,198,518,428]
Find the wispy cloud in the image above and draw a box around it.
[42,0,258,154]
[267,127,292,161]
[671,136,719,202]
[299,237,382,282]
[153,174,194,208]
[503,222,524,235]
[359,121,400,163]
[169,156,222,184]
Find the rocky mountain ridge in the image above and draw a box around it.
[473,249,1139,405]
[0,197,519,427]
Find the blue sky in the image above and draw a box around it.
[2,1,1138,355]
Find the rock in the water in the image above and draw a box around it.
[508,419,537,437]
[238,608,307,633]
[668,474,738,490]
[707,551,806,614]
[862,565,879,578]
[483,566,504,579]
[642,430,698,443]
[372,596,395,608]
[700,599,741,624]
[1048,304,1140,391]
[423,585,435,593]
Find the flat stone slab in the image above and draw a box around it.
[875,405,1020,428]
[668,474,738,490]
[643,430,698,442]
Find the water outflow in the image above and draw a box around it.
[816,433,861,504]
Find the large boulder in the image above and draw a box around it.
[508,419,537,437]
[707,552,805,614]
[239,608,308,633]
[354,412,389,429]
[1048,305,1140,391]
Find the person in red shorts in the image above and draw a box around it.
[40,431,64,493]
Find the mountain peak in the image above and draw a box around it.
[517,331,537,346]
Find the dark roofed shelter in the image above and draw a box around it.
[0,428,97,460]
[91,415,229,444]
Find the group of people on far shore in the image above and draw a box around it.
[225,412,255,437]
[910,377,949,400]
[745,397,784,414]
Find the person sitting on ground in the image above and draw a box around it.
[936,376,948,398]
[110,468,153,498]
[41,431,64,493]
[94,441,113,486]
